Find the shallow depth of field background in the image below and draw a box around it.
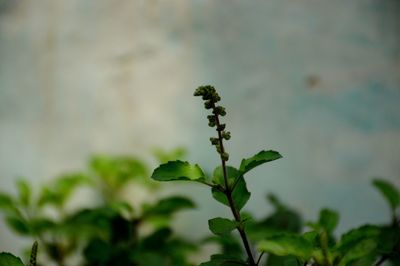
[1,0,399,256]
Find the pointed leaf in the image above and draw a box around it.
[212,176,250,210]
[208,217,237,236]
[239,150,282,174]
[6,216,30,235]
[336,225,381,255]
[212,166,241,187]
[0,253,24,266]
[151,161,206,183]
[373,179,400,211]
[258,234,313,260]
[0,193,18,215]
[38,173,90,207]
[319,208,339,234]
[16,179,31,207]
[338,239,378,266]
[144,196,195,217]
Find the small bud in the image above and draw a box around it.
[209,137,219,145]
[221,152,229,161]
[212,106,226,116]
[215,144,222,153]
[204,100,213,109]
[222,131,231,140]
[208,121,216,127]
[217,124,226,131]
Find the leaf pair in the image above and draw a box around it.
[151,150,282,211]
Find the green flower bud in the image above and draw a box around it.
[209,137,219,145]
[217,124,226,131]
[222,131,231,140]
[204,100,213,109]
[216,144,222,153]
[221,152,229,161]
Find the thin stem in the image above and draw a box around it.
[213,109,256,266]
[256,252,265,265]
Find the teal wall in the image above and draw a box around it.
[1,0,399,257]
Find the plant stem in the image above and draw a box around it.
[214,111,256,266]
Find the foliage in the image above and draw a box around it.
[151,85,400,266]
[1,86,399,266]
[0,149,198,266]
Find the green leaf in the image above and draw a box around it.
[151,161,207,183]
[16,179,31,207]
[212,176,250,210]
[319,208,339,234]
[338,239,378,266]
[83,238,111,264]
[144,196,195,217]
[90,155,149,188]
[212,166,241,187]
[336,225,381,255]
[266,255,302,266]
[0,253,24,266]
[373,179,400,211]
[208,217,237,236]
[6,216,30,235]
[38,173,90,207]
[258,234,313,260]
[153,147,186,163]
[200,254,246,266]
[239,150,282,174]
[0,193,18,215]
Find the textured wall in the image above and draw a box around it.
[1,0,399,257]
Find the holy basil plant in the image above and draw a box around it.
[151,86,400,266]
[152,86,282,266]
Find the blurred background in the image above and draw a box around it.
[0,0,399,257]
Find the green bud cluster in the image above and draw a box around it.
[194,85,231,161]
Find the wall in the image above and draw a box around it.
[1,0,399,257]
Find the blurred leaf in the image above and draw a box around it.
[5,216,30,235]
[144,196,195,217]
[0,193,19,215]
[247,195,302,241]
[373,179,400,211]
[153,147,186,163]
[16,179,31,207]
[141,228,172,250]
[30,218,56,234]
[203,235,243,256]
[319,208,339,234]
[338,239,378,266]
[151,161,207,183]
[239,150,282,175]
[110,215,133,243]
[38,173,90,207]
[200,254,246,266]
[258,234,313,260]
[0,253,24,266]
[90,155,148,189]
[208,217,236,236]
[266,255,301,266]
[336,225,381,254]
[212,176,250,210]
[83,238,111,264]
[64,207,118,237]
